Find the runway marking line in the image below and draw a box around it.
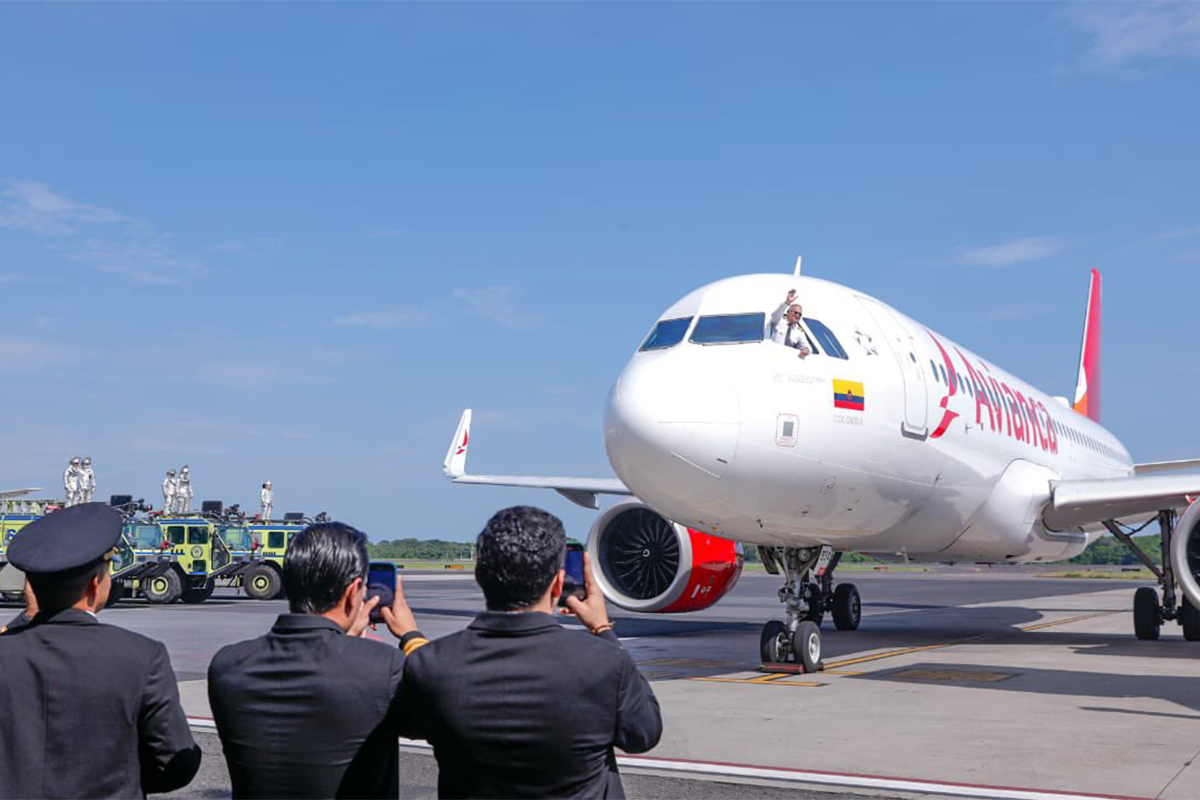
[683,610,1119,684]
[689,675,825,687]
[182,717,1149,800]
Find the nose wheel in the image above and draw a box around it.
[757,546,861,672]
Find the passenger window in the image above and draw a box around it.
[640,317,693,351]
[268,531,285,549]
[803,318,847,359]
[166,526,185,545]
[187,527,209,545]
[690,313,765,345]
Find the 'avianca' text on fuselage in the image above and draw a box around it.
[927,331,1058,455]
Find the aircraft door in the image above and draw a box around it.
[857,297,928,436]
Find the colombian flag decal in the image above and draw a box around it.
[833,379,865,411]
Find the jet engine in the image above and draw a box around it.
[587,500,743,613]
[1172,501,1200,611]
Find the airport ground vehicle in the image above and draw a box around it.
[3,494,313,605]
[224,520,307,600]
[110,517,230,604]
[0,498,63,602]
[113,514,307,603]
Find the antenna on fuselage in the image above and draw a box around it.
[793,255,803,276]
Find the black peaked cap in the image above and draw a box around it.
[7,502,123,574]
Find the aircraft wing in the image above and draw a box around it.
[1134,459,1200,475]
[443,409,632,510]
[0,487,41,500]
[1045,474,1200,530]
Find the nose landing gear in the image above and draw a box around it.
[758,546,861,671]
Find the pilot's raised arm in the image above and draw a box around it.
[769,289,795,343]
[770,290,811,357]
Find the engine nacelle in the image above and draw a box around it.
[1172,501,1200,610]
[587,500,743,613]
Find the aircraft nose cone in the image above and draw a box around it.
[604,356,739,506]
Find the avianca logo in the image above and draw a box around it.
[926,330,1058,455]
[455,430,469,456]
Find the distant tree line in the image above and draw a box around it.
[1067,534,1159,565]
[367,533,1159,566]
[368,539,473,561]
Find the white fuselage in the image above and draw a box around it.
[604,274,1131,563]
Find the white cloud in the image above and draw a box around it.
[0,336,74,373]
[1065,3,1200,71]
[335,306,435,329]
[1150,223,1200,242]
[956,236,1069,267]
[452,285,542,329]
[0,181,126,236]
[0,180,204,284]
[339,286,543,331]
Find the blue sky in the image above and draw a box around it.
[1,3,1198,541]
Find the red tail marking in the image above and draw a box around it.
[1074,269,1102,422]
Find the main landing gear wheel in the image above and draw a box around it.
[832,583,862,631]
[760,620,789,663]
[792,621,822,672]
[144,570,182,604]
[1180,598,1200,642]
[1133,587,1162,641]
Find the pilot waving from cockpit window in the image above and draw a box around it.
[770,289,813,358]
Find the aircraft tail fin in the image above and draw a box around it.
[1073,269,1102,422]
[443,409,472,478]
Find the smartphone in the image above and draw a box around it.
[366,561,397,624]
[558,542,586,607]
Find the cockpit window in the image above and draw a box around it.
[639,317,693,351]
[804,318,848,360]
[690,313,766,345]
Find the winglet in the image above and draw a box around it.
[1073,269,1102,423]
[443,409,472,478]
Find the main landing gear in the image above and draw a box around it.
[1106,510,1200,642]
[758,546,862,671]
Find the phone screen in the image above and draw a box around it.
[366,561,396,624]
[559,543,586,607]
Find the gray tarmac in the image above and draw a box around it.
[9,567,1196,799]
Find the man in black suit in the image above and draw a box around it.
[402,506,663,798]
[0,503,201,798]
[207,521,427,799]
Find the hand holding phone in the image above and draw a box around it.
[558,542,586,608]
[563,552,611,635]
[366,561,397,624]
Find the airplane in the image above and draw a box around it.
[444,266,1200,669]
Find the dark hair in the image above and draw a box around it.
[28,560,106,611]
[283,522,369,614]
[475,506,565,611]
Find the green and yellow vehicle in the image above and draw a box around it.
[3,496,313,605]
[112,516,235,604]
[0,498,64,602]
[216,519,307,600]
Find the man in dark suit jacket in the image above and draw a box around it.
[0,503,201,798]
[402,506,663,798]
[208,522,427,799]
